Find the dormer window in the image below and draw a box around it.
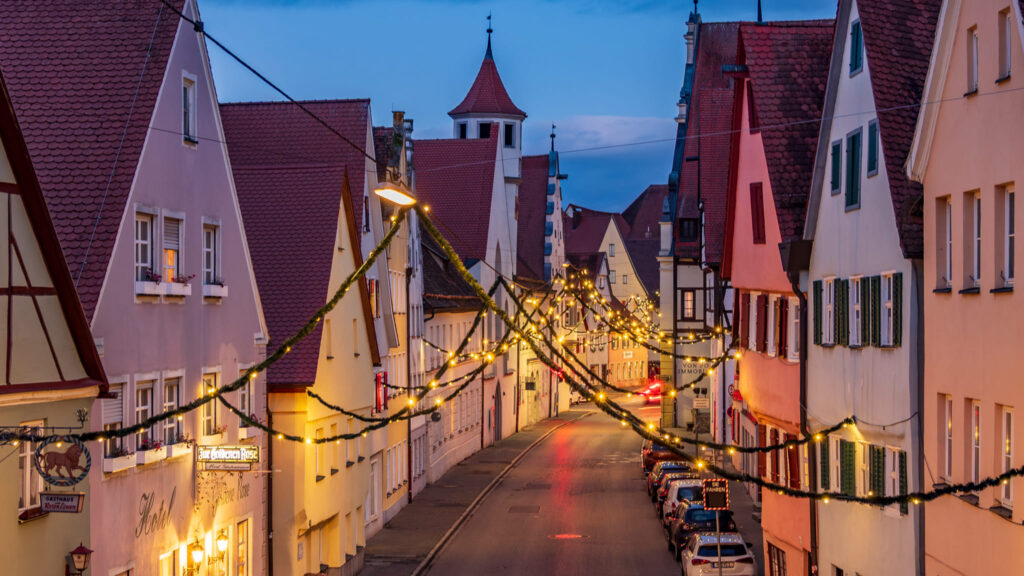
[849,21,863,76]
[504,123,516,148]
[458,123,467,139]
[182,74,197,144]
[478,123,491,139]
[679,218,699,242]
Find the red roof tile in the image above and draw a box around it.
[622,184,669,240]
[741,20,834,243]
[415,134,499,262]
[677,22,741,264]
[857,1,940,259]
[373,126,395,182]
[564,206,626,255]
[517,154,550,281]
[422,233,481,311]
[624,238,661,297]
[221,100,371,388]
[448,45,526,118]
[566,252,606,283]
[0,0,185,321]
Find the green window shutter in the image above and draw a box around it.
[831,142,842,193]
[893,273,903,347]
[867,121,878,175]
[840,440,857,497]
[850,21,863,73]
[869,446,885,498]
[870,276,881,346]
[820,437,830,491]
[899,451,909,515]
[813,280,823,345]
[860,278,870,346]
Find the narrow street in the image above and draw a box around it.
[425,395,765,575]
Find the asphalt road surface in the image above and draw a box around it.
[426,395,689,575]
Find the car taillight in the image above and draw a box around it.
[737,558,754,564]
[691,559,711,565]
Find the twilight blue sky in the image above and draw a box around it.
[202,0,835,212]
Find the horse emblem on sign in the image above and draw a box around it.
[33,435,91,487]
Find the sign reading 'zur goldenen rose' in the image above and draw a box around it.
[196,445,260,471]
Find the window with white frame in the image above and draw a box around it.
[239,369,252,426]
[682,290,696,320]
[968,26,979,93]
[1000,10,1012,80]
[330,423,338,473]
[940,197,953,288]
[163,377,180,446]
[858,443,869,497]
[135,213,154,281]
[183,76,197,142]
[831,436,842,492]
[824,278,835,345]
[887,447,901,511]
[789,299,800,360]
[203,224,219,285]
[971,400,981,484]
[850,277,862,346]
[944,395,953,481]
[18,420,44,512]
[881,274,895,346]
[346,418,354,463]
[973,192,982,287]
[163,216,181,282]
[767,295,777,356]
[609,270,617,284]
[609,243,615,257]
[1006,188,1015,285]
[315,428,325,479]
[202,373,220,436]
[1004,408,1014,506]
[135,381,154,450]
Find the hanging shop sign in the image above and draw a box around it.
[196,445,260,471]
[40,492,85,513]
[33,435,91,487]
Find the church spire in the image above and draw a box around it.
[485,13,493,60]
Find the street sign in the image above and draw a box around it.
[40,492,85,513]
[703,478,729,510]
[694,397,711,409]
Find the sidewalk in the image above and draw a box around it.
[359,410,591,576]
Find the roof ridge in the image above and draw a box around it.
[220,98,371,107]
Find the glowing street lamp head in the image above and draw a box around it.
[374,181,416,206]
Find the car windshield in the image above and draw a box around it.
[685,509,730,523]
[677,486,702,501]
[697,545,747,558]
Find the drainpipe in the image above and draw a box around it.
[781,238,815,573]
[267,408,274,576]
[515,336,521,434]
[913,259,925,576]
[406,265,413,504]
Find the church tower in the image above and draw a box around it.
[448,17,526,181]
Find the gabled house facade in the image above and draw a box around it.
[0,2,271,574]
[723,19,832,576]
[0,72,107,576]
[907,0,1024,573]
[223,99,382,576]
[805,2,936,575]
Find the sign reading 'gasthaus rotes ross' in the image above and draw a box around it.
[196,445,260,471]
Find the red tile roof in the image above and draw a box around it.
[566,252,606,283]
[517,154,550,281]
[564,206,625,255]
[422,233,481,311]
[415,133,500,262]
[221,100,373,388]
[677,22,741,264]
[624,238,661,298]
[373,126,395,182]
[448,45,526,118]
[0,0,184,321]
[622,184,669,240]
[858,1,940,259]
[741,20,834,243]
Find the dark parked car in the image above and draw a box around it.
[641,440,678,474]
[668,503,736,560]
[647,461,692,500]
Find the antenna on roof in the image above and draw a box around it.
[550,123,557,151]
[693,0,699,15]
[485,12,494,60]
[757,0,763,22]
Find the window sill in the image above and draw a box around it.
[358,456,365,463]
[964,88,979,97]
[237,426,258,441]
[17,506,48,524]
[933,287,952,294]
[202,284,229,299]
[844,203,861,213]
[166,442,192,459]
[991,286,1014,294]
[346,461,355,468]
[103,454,137,474]
[959,493,980,506]
[183,135,199,146]
[331,468,339,476]
[136,445,168,466]
[990,504,1013,520]
[959,287,980,295]
[315,474,326,483]
[996,74,1011,85]
[134,281,165,297]
[164,282,192,298]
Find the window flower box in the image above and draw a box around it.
[136,444,167,466]
[237,426,258,441]
[166,442,192,459]
[134,281,165,297]
[164,282,192,298]
[103,453,136,474]
[202,284,229,299]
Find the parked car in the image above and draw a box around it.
[641,440,678,474]
[679,532,757,576]
[656,473,700,511]
[668,503,736,560]
[647,461,692,500]
[661,478,704,526]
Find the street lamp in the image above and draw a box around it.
[65,543,93,576]
[373,181,416,207]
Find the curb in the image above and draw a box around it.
[411,410,593,576]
